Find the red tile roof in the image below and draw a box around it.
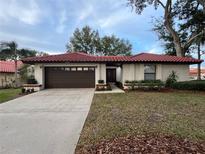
[22,52,203,64]
[189,68,205,75]
[0,61,23,73]
[131,53,203,63]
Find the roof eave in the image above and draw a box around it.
[22,60,202,64]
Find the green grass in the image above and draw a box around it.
[78,91,205,147]
[0,88,21,103]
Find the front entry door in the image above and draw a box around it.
[106,69,116,82]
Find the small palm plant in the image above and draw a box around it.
[165,71,178,87]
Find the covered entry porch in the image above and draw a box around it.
[105,63,122,83]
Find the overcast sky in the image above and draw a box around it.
[0,0,204,67]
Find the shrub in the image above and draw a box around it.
[171,80,205,91]
[125,80,131,84]
[98,80,104,84]
[124,80,165,91]
[27,76,38,84]
[115,82,123,89]
[21,88,26,93]
[165,71,178,87]
[124,80,164,85]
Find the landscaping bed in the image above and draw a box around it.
[96,83,112,91]
[75,91,205,153]
[124,80,165,91]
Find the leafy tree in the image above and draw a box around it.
[0,41,48,86]
[100,35,132,56]
[128,0,205,57]
[66,26,132,56]
[66,26,100,55]
[153,19,177,55]
[153,0,205,79]
[181,6,205,80]
[0,41,18,87]
[197,0,205,12]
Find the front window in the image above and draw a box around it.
[144,64,156,80]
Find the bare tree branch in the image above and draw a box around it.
[184,30,205,49]
[156,0,165,9]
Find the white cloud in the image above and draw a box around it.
[0,0,41,25]
[56,10,67,33]
[98,11,132,28]
[0,31,51,46]
[78,4,94,21]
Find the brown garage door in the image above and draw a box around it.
[45,67,95,88]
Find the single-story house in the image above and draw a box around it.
[189,68,205,80]
[0,61,23,88]
[22,52,203,89]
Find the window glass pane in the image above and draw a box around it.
[65,68,70,71]
[144,73,155,80]
[144,64,155,73]
[88,67,95,71]
[71,67,76,71]
[83,67,88,71]
[77,67,82,71]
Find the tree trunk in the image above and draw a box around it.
[164,21,185,57]
[175,43,185,57]
[14,60,18,87]
[14,48,18,88]
[163,0,185,57]
[197,43,201,80]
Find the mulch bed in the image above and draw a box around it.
[76,135,205,154]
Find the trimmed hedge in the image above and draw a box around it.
[27,78,37,84]
[125,80,163,84]
[124,80,164,86]
[115,82,123,89]
[171,80,205,91]
[124,80,165,91]
[98,80,104,84]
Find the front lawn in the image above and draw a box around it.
[76,91,205,153]
[0,88,21,103]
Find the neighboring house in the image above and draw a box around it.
[0,61,23,88]
[22,52,202,89]
[189,68,205,80]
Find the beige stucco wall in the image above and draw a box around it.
[34,63,106,88]
[122,63,190,83]
[34,64,43,86]
[122,64,144,83]
[116,67,122,82]
[34,63,190,88]
[161,64,189,81]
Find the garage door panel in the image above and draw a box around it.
[45,67,95,88]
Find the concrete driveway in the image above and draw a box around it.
[0,89,94,154]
